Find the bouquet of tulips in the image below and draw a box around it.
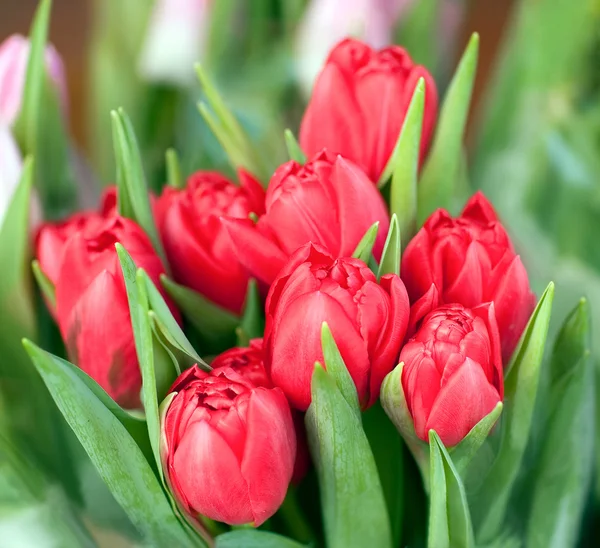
[0,1,595,548]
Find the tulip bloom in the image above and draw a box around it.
[223,150,390,286]
[299,38,437,182]
[160,364,296,526]
[264,243,409,411]
[401,192,536,362]
[401,304,503,447]
[37,215,173,407]
[155,170,265,313]
[0,34,66,126]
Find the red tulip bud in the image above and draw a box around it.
[160,364,296,526]
[222,150,390,286]
[37,215,175,408]
[400,303,503,447]
[401,192,536,362]
[299,38,437,182]
[156,170,265,313]
[264,242,409,411]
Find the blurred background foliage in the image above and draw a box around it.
[1,0,600,545]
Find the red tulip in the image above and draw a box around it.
[156,170,265,313]
[264,242,409,411]
[37,215,174,408]
[401,303,503,447]
[222,150,390,286]
[401,192,536,362]
[160,364,296,526]
[299,38,437,182]
[210,339,311,483]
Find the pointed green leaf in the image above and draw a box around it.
[149,311,184,375]
[351,222,379,263]
[142,271,208,369]
[161,274,239,348]
[388,79,424,244]
[166,148,184,189]
[450,402,503,477]
[321,323,360,416]
[215,530,307,548]
[284,129,307,164]
[377,214,401,279]
[428,431,474,548]
[526,298,593,548]
[22,341,196,547]
[237,279,264,346]
[306,364,392,548]
[474,283,554,543]
[116,245,167,479]
[32,259,56,310]
[111,108,167,266]
[196,64,267,180]
[0,156,35,332]
[418,34,479,224]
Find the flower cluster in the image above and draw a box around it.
[33,38,534,529]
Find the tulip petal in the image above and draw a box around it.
[269,291,369,410]
[221,217,288,286]
[400,227,436,300]
[173,420,253,525]
[443,241,487,307]
[407,283,439,337]
[332,156,390,259]
[461,191,499,224]
[63,269,141,408]
[243,388,296,526]
[426,358,501,447]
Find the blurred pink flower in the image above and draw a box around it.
[0,124,22,224]
[139,0,212,85]
[0,34,67,126]
[295,0,414,95]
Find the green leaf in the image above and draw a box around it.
[418,33,479,224]
[428,431,474,548]
[161,274,239,349]
[22,341,197,547]
[196,64,267,181]
[14,0,77,220]
[473,283,554,543]
[387,79,424,245]
[237,279,264,346]
[526,298,593,548]
[215,530,307,548]
[377,214,401,279]
[320,323,360,416]
[284,129,307,164]
[166,148,184,189]
[351,222,379,264]
[142,271,208,369]
[0,157,35,332]
[111,108,167,266]
[116,245,169,480]
[31,259,56,310]
[306,364,392,548]
[450,403,503,477]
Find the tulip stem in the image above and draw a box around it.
[279,487,314,543]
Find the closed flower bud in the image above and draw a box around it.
[155,170,265,313]
[160,364,296,526]
[299,38,437,182]
[0,34,66,126]
[264,242,409,411]
[37,215,175,407]
[400,303,503,447]
[401,192,536,362]
[222,150,390,286]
